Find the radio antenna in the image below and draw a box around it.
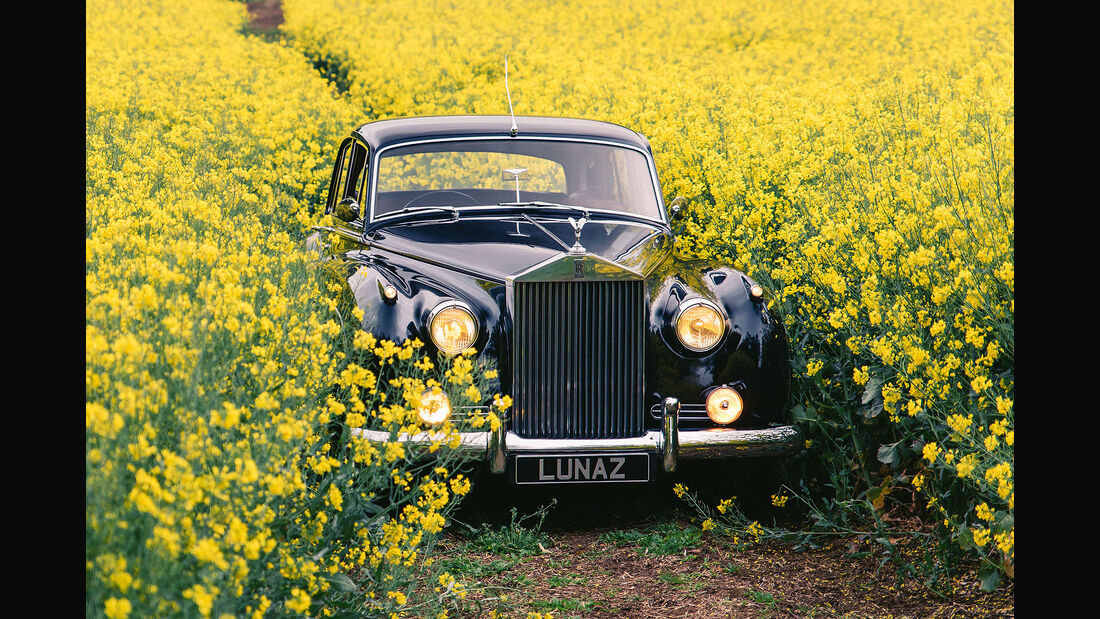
[505,55,518,136]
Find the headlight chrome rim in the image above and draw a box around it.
[427,300,479,355]
[673,298,727,352]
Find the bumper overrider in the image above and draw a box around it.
[350,397,803,476]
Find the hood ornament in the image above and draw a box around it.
[567,216,587,254]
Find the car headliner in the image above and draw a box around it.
[353,115,653,153]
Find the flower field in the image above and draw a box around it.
[283,0,1013,585]
[87,0,1013,616]
[87,1,502,617]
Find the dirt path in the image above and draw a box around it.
[443,477,1014,618]
[438,527,1014,618]
[246,0,283,30]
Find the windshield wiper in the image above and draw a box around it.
[392,205,459,218]
[495,201,665,228]
[519,213,573,251]
[517,203,671,233]
[496,201,591,217]
[366,205,459,232]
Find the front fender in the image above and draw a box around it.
[644,258,790,429]
[341,248,507,367]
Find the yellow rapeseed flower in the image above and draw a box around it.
[104,598,132,619]
[971,527,989,547]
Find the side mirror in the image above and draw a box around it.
[335,197,360,222]
[668,196,687,222]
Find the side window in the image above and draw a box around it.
[325,139,353,214]
[325,139,369,215]
[344,141,368,202]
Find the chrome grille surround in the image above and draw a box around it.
[512,273,646,439]
[510,249,646,444]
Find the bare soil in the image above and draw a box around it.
[246,0,284,31]
[443,474,1015,618]
[437,529,1014,618]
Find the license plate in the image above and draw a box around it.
[513,453,650,484]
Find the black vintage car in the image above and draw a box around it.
[317,115,801,485]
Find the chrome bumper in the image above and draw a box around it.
[350,397,803,474]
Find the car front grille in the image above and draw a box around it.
[512,279,646,439]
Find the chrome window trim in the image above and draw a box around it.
[367,135,669,226]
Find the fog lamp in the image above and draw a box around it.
[417,389,451,425]
[429,301,478,354]
[675,299,725,352]
[706,386,743,425]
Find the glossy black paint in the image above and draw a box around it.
[322,116,791,434]
[643,260,790,430]
[353,115,655,153]
[333,216,789,431]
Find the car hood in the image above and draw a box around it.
[366,217,674,282]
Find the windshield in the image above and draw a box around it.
[372,139,662,220]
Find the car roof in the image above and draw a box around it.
[353,115,653,153]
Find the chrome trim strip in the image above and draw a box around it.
[679,425,804,458]
[312,225,366,245]
[661,397,680,473]
[367,135,668,226]
[488,421,506,474]
[507,252,643,283]
[351,423,803,465]
[650,402,709,420]
[349,427,489,455]
[505,431,663,453]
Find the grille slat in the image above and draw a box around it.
[513,279,645,439]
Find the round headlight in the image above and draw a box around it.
[706,387,743,425]
[417,389,451,425]
[428,301,478,355]
[675,300,725,352]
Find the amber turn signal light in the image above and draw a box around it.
[706,387,743,425]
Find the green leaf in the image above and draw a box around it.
[994,512,1014,533]
[955,527,974,550]
[876,442,901,467]
[792,404,817,422]
[866,486,882,508]
[325,572,357,593]
[861,376,883,404]
[858,396,883,418]
[978,562,1002,592]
